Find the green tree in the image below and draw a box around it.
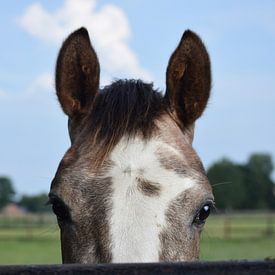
[244,154,275,209]
[207,159,246,210]
[207,154,275,210]
[0,176,15,209]
[247,154,273,176]
[18,193,51,213]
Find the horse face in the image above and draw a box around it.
[49,28,213,263]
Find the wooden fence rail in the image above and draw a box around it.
[0,261,275,275]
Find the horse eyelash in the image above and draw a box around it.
[211,181,232,188]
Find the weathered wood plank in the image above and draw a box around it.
[0,261,275,275]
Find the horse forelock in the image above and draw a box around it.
[80,79,168,167]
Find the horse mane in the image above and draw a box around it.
[86,79,168,166]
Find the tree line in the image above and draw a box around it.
[0,153,274,213]
[0,177,50,213]
[207,153,275,210]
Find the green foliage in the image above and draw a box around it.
[207,153,275,210]
[207,159,246,209]
[243,154,275,209]
[0,177,15,209]
[247,154,273,176]
[18,193,51,213]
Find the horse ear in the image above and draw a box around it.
[165,30,211,127]
[55,27,100,118]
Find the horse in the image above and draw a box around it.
[48,27,213,263]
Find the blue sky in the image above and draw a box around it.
[0,0,274,195]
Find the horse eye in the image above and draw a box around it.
[51,199,71,223]
[193,203,211,225]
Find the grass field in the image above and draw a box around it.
[201,213,275,260]
[0,213,274,264]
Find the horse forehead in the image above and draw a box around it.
[108,136,204,183]
[110,136,179,165]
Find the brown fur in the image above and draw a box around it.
[166,30,211,127]
[159,190,204,261]
[156,147,188,177]
[51,157,113,263]
[137,178,161,197]
[56,27,100,118]
[155,115,207,177]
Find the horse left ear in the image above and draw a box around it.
[165,30,211,127]
[55,27,100,119]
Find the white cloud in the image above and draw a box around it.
[0,73,54,106]
[27,73,54,95]
[18,0,152,84]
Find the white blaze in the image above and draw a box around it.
[108,137,196,262]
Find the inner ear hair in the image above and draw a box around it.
[55,27,100,118]
[165,30,211,127]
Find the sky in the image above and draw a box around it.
[0,0,274,195]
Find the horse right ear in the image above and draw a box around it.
[55,27,100,119]
[165,30,211,127]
